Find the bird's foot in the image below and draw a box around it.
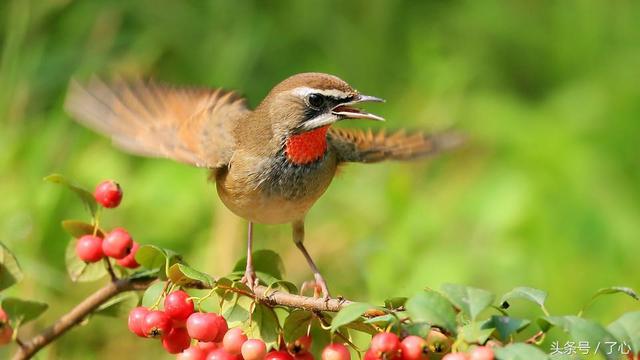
[314,273,331,301]
[240,267,259,291]
[301,275,332,300]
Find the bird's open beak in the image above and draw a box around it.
[331,94,386,122]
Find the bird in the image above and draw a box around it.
[65,72,462,299]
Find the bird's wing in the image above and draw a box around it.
[65,77,250,168]
[328,127,464,163]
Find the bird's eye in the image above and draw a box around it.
[307,93,324,109]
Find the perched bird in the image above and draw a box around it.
[65,72,461,298]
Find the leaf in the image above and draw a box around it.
[283,310,313,343]
[233,250,285,280]
[0,242,23,291]
[141,281,166,308]
[441,284,495,320]
[135,245,167,271]
[581,287,639,315]
[406,290,458,335]
[168,263,215,288]
[61,220,104,238]
[65,238,107,282]
[499,287,548,312]
[539,316,619,360]
[345,321,378,336]
[221,292,253,326]
[242,304,280,348]
[364,314,396,325]
[44,174,97,217]
[484,316,531,342]
[330,302,375,332]
[95,292,139,317]
[265,280,298,295]
[459,321,494,344]
[493,343,548,360]
[384,297,408,310]
[1,297,48,326]
[608,311,640,354]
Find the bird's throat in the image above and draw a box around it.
[285,126,329,165]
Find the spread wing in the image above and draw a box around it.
[65,77,250,168]
[328,127,464,163]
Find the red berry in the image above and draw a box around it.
[265,351,295,360]
[469,346,493,360]
[75,235,104,262]
[102,227,133,259]
[222,327,248,355]
[128,306,150,337]
[322,343,350,360]
[242,339,268,360]
[0,308,12,346]
[442,353,468,360]
[187,313,220,342]
[165,290,195,322]
[211,314,228,342]
[363,350,378,360]
[400,336,429,360]
[370,333,401,359]
[207,348,241,360]
[163,327,192,354]
[116,241,140,268]
[178,346,208,360]
[94,180,123,208]
[142,310,172,338]
[295,352,315,360]
[288,335,312,354]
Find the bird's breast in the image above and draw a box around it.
[215,150,337,224]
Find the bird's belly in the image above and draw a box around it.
[215,155,337,224]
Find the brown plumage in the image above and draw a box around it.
[65,72,462,298]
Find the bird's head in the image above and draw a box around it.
[258,72,385,135]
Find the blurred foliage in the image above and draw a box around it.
[0,0,638,358]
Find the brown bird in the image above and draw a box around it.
[65,72,461,298]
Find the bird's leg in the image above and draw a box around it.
[292,220,331,300]
[241,221,258,290]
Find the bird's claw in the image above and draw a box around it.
[241,268,259,291]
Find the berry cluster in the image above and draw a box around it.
[74,180,140,268]
[127,289,356,360]
[363,332,494,360]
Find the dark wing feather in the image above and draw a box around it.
[65,77,249,168]
[328,127,464,163]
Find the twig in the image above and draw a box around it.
[11,276,154,360]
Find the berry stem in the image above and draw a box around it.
[103,258,118,282]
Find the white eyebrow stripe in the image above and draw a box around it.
[291,87,353,99]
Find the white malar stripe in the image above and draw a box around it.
[291,86,353,99]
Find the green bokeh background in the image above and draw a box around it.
[1,0,639,358]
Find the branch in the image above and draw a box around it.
[11,277,154,360]
[11,276,359,360]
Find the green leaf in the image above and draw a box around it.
[242,304,280,348]
[580,287,639,316]
[95,292,139,318]
[168,263,215,288]
[330,302,374,332]
[265,280,298,295]
[441,283,495,320]
[345,321,378,336]
[484,316,531,342]
[135,245,167,271]
[0,242,23,291]
[406,290,458,335]
[384,297,407,310]
[61,220,104,238]
[141,281,166,308]
[65,238,107,282]
[44,174,97,217]
[608,311,640,354]
[459,321,494,344]
[499,287,548,312]
[221,292,253,326]
[539,316,619,360]
[2,297,48,326]
[493,343,548,360]
[283,310,313,343]
[364,314,396,325]
[233,250,285,280]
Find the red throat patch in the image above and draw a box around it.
[285,126,329,165]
